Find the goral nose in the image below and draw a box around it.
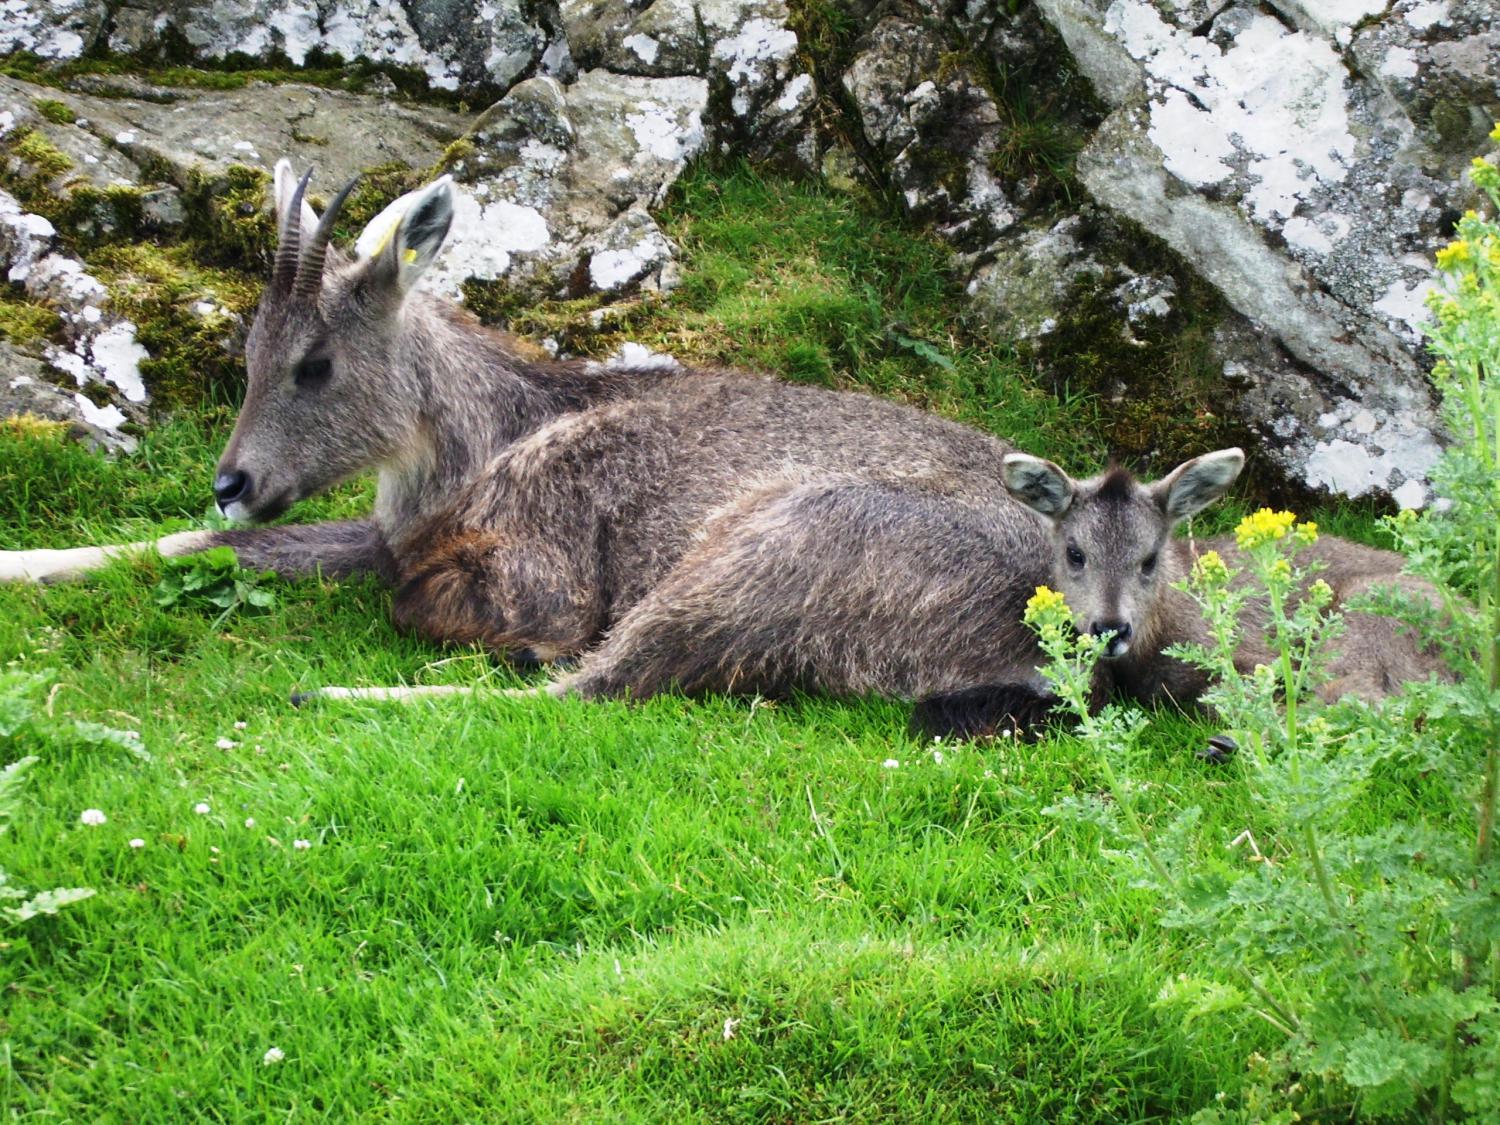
[213,469,251,508]
[1090,620,1133,656]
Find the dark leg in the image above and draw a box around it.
[208,520,398,583]
[910,684,1066,740]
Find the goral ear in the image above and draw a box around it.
[272,158,319,234]
[355,177,456,298]
[1152,448,1245,520]
[1003,453,1076,518]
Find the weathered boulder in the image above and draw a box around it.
[0,188,147,444]
[0,0,106,61]
[563,0,813,160]
[829,0,1495,503]
[842,15,1019,251]
[431,69,708,299]
[0,342,137,453]
[1,74,469,195]
[105,0,570,94]
[1,189,146,400]
[1020,0,1498,504]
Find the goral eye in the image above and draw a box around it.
[1141,552,1158,576]
[294,355,333,389]
[1066,544,1086,568]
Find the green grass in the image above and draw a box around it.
[0,165,1398,1119]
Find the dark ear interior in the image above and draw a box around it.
[402,191,453,262]
[1155,448,1245,520]
[1003,454,1075,518]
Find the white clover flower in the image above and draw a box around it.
[882,759,900,769]
[193,802,211,815]
[292,838,311,850]
[244,817,257,829]
[233,721,247,730]
[79,808,107,826]
[128,837,145,849]
[262,1046,285,1065]
[215,737,238,750]
[931,748,945,765]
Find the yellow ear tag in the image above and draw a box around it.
[403,248,419,264]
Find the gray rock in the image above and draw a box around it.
[107,1,565,94]
[965,215,1106,341]
[0,77,145,203]
[842,16,1018,249]
[0,343,137,454]
[431,69,708,298]
[563,0,813,159]
[1349,0,1499,163]
[0,187,149,427]
[9,78,470,192]
[0,0,107,61]
[0,184,57,285]
[888,0,1494,504]
[1051,0,1485,503]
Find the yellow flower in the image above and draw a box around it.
[1471,157,1500,192]
[1307,578,1334,608]
[1435,239,1472,270]
[1235,508,1297,550]
[1192,549,1230,586]
[1294,520,1318,545]
[1490,120,1500,143]
[1268,558,1292,581]
[1024,584,1070,625]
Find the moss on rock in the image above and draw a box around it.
[8,127,73,183]
[0,293,63,347]
[32,98,76,125]
[0,126,152,248]
[177,163,274,270]
[1019,215,1248,475]
[87,242,261,410]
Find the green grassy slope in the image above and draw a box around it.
[0,165,1387,1119]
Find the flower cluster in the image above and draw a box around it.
[1233,509,1318,551]
[1191,549,1230,587]
[1024,584,1069,623]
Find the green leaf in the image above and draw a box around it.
[0,755,40,823]
[6,885,95,923]
[0,670,47,737]
[71,720,151,762]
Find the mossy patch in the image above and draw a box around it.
[0,126,152,247]
[87,243,261,410]
[32,98,76,125]
[0,292,63,346]
[332,162,427,242]
[0,414,70,442]
[1020,215,1246,476]
[177,163,275,270]
[434,137,477,177]
[8,127,73,181]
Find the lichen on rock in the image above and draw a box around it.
[431,69,708,300]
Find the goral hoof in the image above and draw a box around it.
[1196,732,1239,765]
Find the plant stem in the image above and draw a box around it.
[1240,970,1299,1037]
[1095,751,1175,892]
